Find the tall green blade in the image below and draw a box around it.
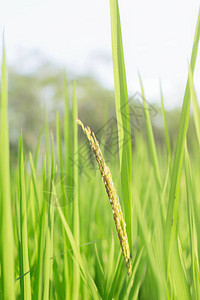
[188,67,200,147]
[72,81,80,299]
[18,135,31,299]
[0,43,15,300]
[57,204,99,300]
[110,0,132,250]
[139,74,161,190]
[56,112,64,175]
[63,77,72,299]
[33,159,48,300]
[34,129,42,170]
[43,137,54,300]
[164,7,200,293]
[64,75,71,176]
[56,112,66,205]
[184,140,200,269]
[184,141,196,296]
[160,85,172,171]
[44,108,51,173]
[29,153,39,214]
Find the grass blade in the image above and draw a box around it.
[64,75,71,176]
[139,74,161,190]
[164,8,200,299]
[110,0,132,251]
[57,204,99,299]
[164,7,200,267]
[184,141,197,296]
[160,85,172,171]
[43,136,54,299]
[0,42,15,300]
[34,129,42,170]
[72,81,80,299]
[18,135,31,299]
[188,67,200,147]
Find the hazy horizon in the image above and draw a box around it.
[1,0,200,109]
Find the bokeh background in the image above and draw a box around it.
[0,0,200,162]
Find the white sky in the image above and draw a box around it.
[0,0,200,108]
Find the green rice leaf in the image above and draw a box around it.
[72,81,80,299]
[0,42,15,300]
[188,67,200,147]
[18,135,31,299]
[160,84,172,171]
[164,8,200,299]
[110,0,132,250]
[139,74,161,190]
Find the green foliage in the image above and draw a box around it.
[0,1,200,299]
[164,9,200,300]
[0,43,15,300]
[110,0,133,250]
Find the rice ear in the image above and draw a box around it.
[77,119,132,275]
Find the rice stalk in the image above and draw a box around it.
[77,119,132,275]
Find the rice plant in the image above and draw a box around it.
[0,0,200,299]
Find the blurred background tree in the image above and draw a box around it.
[5,52,197,165]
